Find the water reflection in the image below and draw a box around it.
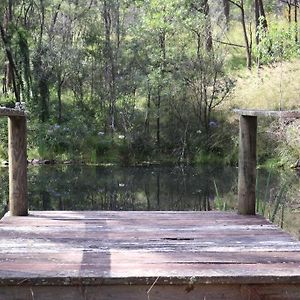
[0,165,299,233]
[27,165,237,211]
[0,165,237,213]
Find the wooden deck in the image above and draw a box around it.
[1,211,300,299]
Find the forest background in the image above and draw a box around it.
[0,0,299,167]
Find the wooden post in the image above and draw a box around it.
[8,116,28,216]
[234,109,300,215]
[238,115,257,215]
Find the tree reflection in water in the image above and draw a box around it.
[0,165,299,237]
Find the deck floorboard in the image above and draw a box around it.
[1,211,300,287]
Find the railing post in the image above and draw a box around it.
[8,116,28,216]
[238,115,257,215]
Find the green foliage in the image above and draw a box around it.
[0,119,7,160]
[274,120,300,167]
[13,26,32,102]
[213,179,228,211]
[0,0,298,167]
[255,22,300,64]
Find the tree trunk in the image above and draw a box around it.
[295,0,298,42]
[57,72,64,124]
[39,0,45,46]
[258,0,268,30]
[103,0,116,134]
[156,88,161,148]
[196,32,201,59]
[228,0,252,69]
[156,30,166,149]
[254,0,260,45]
[39,78,50,122]
[1,3,21,103]
[144,81,151,136]
[255,0,268,44]
[0,25,20,103]
[202,0,213,52]
[288,2,292,23]
[240,0,252,69]
[223,0,230,30]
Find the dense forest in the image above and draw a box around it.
[0,0,299,166]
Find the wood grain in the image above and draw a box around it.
[0,107,26,117]
[233,109,300,118]
[1,211,300,286]
[8,116,28,216]
[238,115,257,215]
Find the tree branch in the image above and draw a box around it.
[228,0,242,10]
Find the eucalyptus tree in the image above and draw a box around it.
[0,0,24,103]
[136,0,187,149]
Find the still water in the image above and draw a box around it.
[0,165,299,237]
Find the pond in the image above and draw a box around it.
[0,165,299,238]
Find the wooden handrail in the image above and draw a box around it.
[0,107,26,117]
[233,109,300,118]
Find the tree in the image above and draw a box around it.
[0,1,20,102]
[229,0,252,69]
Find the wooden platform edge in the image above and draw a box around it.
[2,283,300,300]
[233,109,300,118]
[2,275,300,287]
[0,107,26,117]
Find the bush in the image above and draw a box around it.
[255,22,300,64]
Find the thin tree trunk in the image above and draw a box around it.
[258,0,268,30]
[196,32,201,59]
[223,0,230,30]
[255,0,260,45]
[103,0,116,134]
[240,0,252,69]
[39,0,45,46]
[255,0,268,43]
[57,72,65,124]
[288,2,292,23]
[156,30,166,149]
[156,88,161,148]
[144,81,151,135]
[202,0,213,52]
[228,0,252,69]
[295,0,298,42]
[0,25,20,102]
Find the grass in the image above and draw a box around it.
[213,168,293,233]
[213,179,228,211]
[228,59,300,110]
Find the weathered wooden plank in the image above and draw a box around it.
[5,210,269,217]
[0,107,26,117]
[233,109,300,118]
[0,233,294,247]
[1,262,300,284]
[0,210,272,223]
[1,211,300,290]
[2,250,300,265]
[1,217,273,227]
[0,284,251,300]
[1,283,300,300]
